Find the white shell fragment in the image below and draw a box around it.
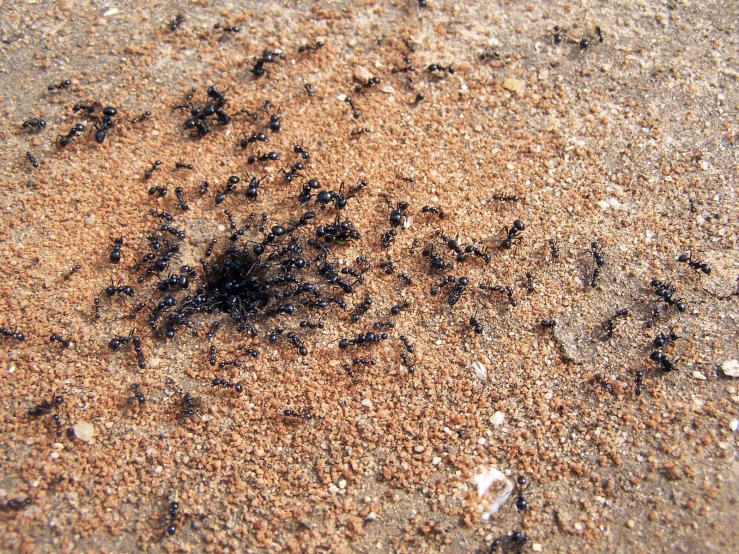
[721,360,739,377]
[490,411,505,426]
[72,422,95,442]
[471,361,487,381]
[473,466,512,520]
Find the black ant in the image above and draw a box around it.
[589,241,605,287]
[634,371,644,396]
[492,193,520,203]
[677,251,711,275]
[25,151,39,168]
[602,307,630,339]
[240,132,268,148]
[482,283,517,307]
[500,220,525,249]
[109,329,135,350]
[269,113,281,132]
[354,76,381,93]
[178,393,199,419]
[2,498,32,511]
[548,238,560,260]
[344,96,360,119]
[144,160,162,179]
[1,326,25,341]
[421,205,445,219]
[48,79,72,91]
[469,312,483,334]
[541,319,556,330]
[93,106,117,144]
[148,186,168,198]
[427,63,455,74]
[247,151,279,164]
[283,409,312,421]
[128,384,146,409]
[552,26,564,44]
[22,117,46,131]
[596,26,604,43]
[174,161,193,170]
[174,187,189,211]
[56,123,86,147]
[110,237,125,264]
[514,475,530,511]
[131,110,152,124]
[350,127,371,136]
[298,41,324,53]
[649,350,678,371]
[391,301,410,315]
[448,277,469,306]
[214,22,240,33]
[304,83,315,96]
[650,280,687,312]
[169,14,185,32]
[653,326,679,348]
[166,500,179,535]
[49,333,72,348]
[400,352,415,374]
[489,530,531,553]
[212,378,243,393]
[63,264,81,279]
[399,335,414,353]
[293,144,310,160]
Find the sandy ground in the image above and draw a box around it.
[1,0,738,552]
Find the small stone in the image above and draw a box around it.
[338,480,346,489]
[72,422,95,442]
[49,452,59,459]
[730,419,738,432]
[336,93,347,102]
[573,522,584,531]
[432,456,442,466]
[51,443,64,449]
[502,78,525,93]
[84,214,96,225]
[353,65,374,83]
[381,85,395,94]
[414,445,425,453]
[490,411,505,426]
[692,371,707,380]
[532,544,543,553]
[721,360,739,377]
[103,7,119,16]
[361,398,372,408]
[328,484,339,494]
[8,362,15,373]
[626,519,635,528]
[366,512,377,521]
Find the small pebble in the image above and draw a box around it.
[432,456,441,466]
[361,398,372,408]
[366,512,377,521]
[502,78,525,93]
[626,519,635,528]
[490,411,505,426]
[721,360,739,377]
[72,422,95,442]
[353,65,374,83]
[692,371,707,381]
[730,419,738,433]
[414,445,425,453]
